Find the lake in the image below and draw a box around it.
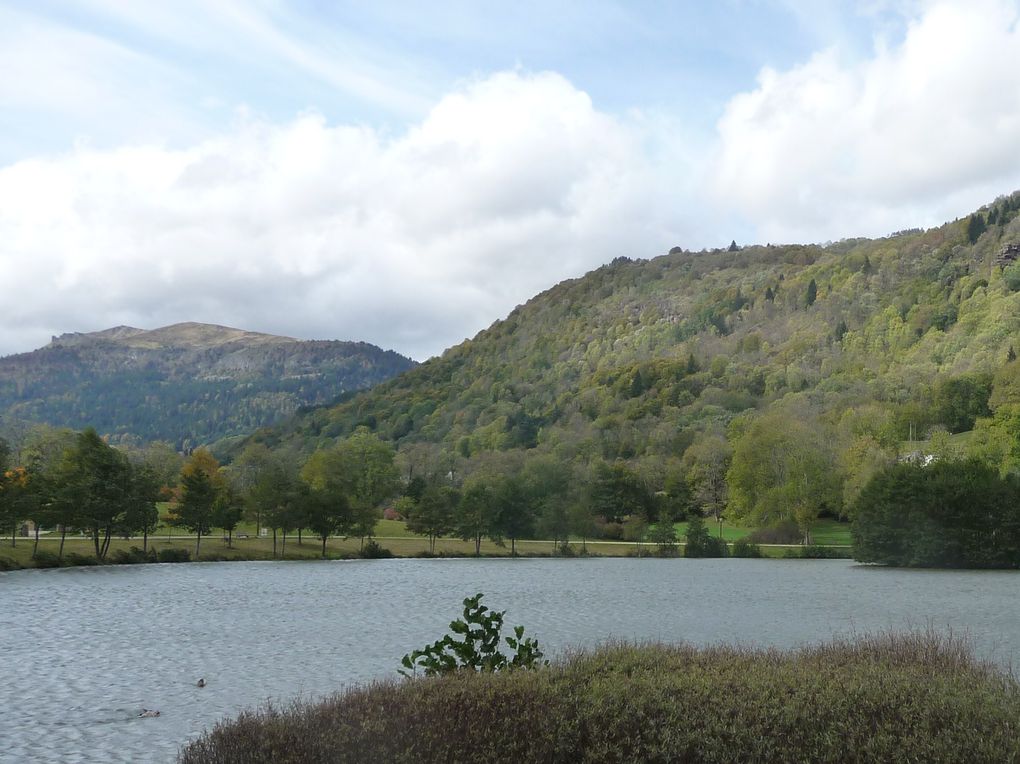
[2,558,1019,763]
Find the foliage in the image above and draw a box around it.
[783,545,852,559]
[727,412,841,542]
[0,325,414,450]
[730,538,763,557]
[180,633,1020,764]
[359,539,393,559]
[215,195,1020,555]
[684,515,728,558]
[399,594,546,677]
[852,459,1020,567]
[157,548,192,563]
[744,520,802,545]
[649,520,678,555]
[177,449,223,556]
[404,484,458,554]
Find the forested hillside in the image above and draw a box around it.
[239,193,1020,538]
[0,323,414,449]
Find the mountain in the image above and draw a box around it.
[0,322,415,448]
[241,193,1020,493]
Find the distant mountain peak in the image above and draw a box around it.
[49,322,298,350]
[5,322,416,448]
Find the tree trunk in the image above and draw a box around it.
[282,528,287,556]
[474,534,481,556]
[10,523,15,547]
[321,536,327,559]
[101,526,112,560]
[297,527,302,545]
[33,523,40,556]
[227,529,232,549]
[93,529,101,558]
[143,527,148,553]
[195,531,202,558]
[272,528,277,558]
[511,537,516,557]
[59,526,66,559]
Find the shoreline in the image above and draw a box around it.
[0,534,851,570]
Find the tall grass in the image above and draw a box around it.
[179,631,1020,763]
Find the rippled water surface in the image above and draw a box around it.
[2,558,1019,763]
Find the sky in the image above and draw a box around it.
[2,0,1020,361]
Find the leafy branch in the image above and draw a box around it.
[399,593,546,677]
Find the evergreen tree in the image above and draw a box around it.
[806,279,818,307]
[966,213,986,244]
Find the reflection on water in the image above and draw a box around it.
[2,558,1018,763]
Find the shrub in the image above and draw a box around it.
[746,520,801,545]
[157,548,192,563]
[783,545,852,559]
[360,540,394,559]
[597,520,624,540]
[400,594,546,677]
[731,538,763,558]
[684,515,728,558]
[110,546,156,565]
[179,633,1020,764]
[556,543,576,557]
[0,556,22,571]
[64,552,100,566]
[31,550,64,568]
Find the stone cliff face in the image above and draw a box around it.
[0,323,416,448]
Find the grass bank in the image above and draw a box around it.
[0,531,850,570]
[178,632,1019,764]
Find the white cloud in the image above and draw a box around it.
[0,71,688,360]
[712,0,1020,242]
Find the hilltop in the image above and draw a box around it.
[0,322,415,448]
[240,192,1020,515]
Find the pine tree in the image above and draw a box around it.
[728,240,739,252]
[806,279,818,307]
[966,213,986,244]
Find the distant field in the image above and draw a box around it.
[900,429,976,454]
[0,516,853,569]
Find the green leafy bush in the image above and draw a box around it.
[31,550,63,568]
[400,594,546,677]
[360,540,394,559]
[783,545,851,559]
[0,556,22,571]
[746,520,801,545]
[684,515,728,558]
[64,552,100,566]
[111,546,156,565]
[731,538,763,558]
[157,548,192,563]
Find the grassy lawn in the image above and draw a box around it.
[900,429,975,455]
[0,513,852,569]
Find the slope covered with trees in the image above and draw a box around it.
[0,322,414,449]
[238,193,1020,542]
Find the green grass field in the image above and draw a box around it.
[0,513,852,569]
